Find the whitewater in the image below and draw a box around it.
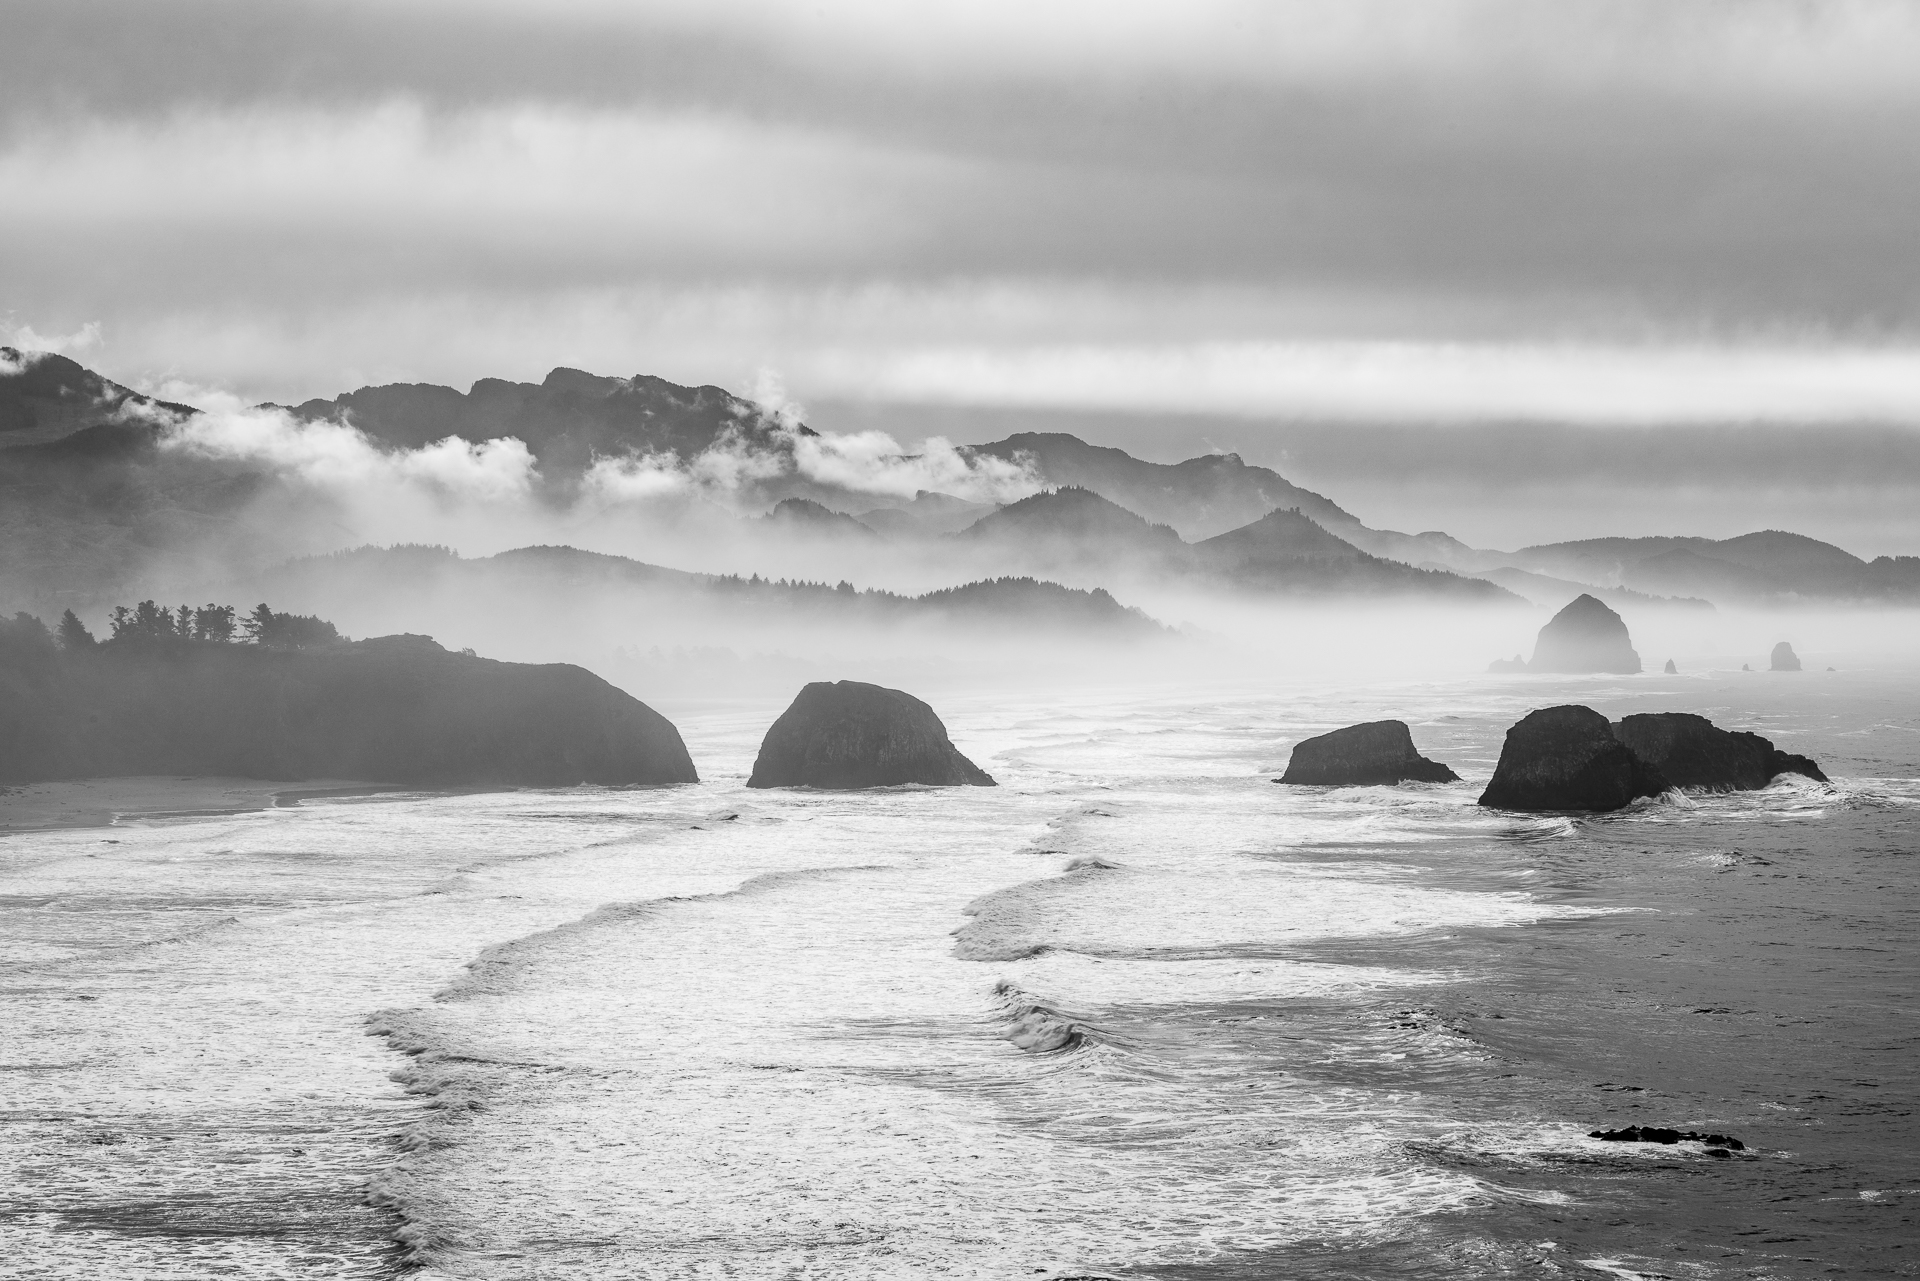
[3,668,1916,1280]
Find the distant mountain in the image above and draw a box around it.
[1504,530,1919,604]
[968,433,1354,540]
[7,350,1911,613]
[1465,565,1714,613]
[856,490,995,537]
[759,497,877,538]
[1191,508,1512,599]
[958,487,1190,577]
[0,348,193,450]
[278,367,804,483]
[954,489,1514,600]
[258,543,1170,642]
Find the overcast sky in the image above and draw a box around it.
[4,0,1919,545]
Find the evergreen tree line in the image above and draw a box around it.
[3,602,342,656]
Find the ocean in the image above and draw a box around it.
[3,667,1916,1280]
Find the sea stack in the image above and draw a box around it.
[1277,720,1459,786]
[1613,712,1827,790]
[1478,705,1669,811]
[1663,659,1678,674]
[747,680,996,789]
[1527,595,1641,674]
[1771,642,1803,671]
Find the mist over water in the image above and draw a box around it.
[5,664,1916,1279]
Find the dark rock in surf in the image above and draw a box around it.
[1771,641,1802,671]
[747,680,995,789]
[1478,705,1669,812]
[1528,594,1641,674]
[1663,659,1678,674]
[1276,720,1459,786]
[1612,712,1828,790]
[1590,1125,1745,1151]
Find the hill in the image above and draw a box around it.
[0,615,697,786]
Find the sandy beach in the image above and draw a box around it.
[0,776,396,833]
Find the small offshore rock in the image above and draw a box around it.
[1277,720,1459,786]
[747,680,995,789]
[1590,1125,1745,1151]
[1663,659,1678,674]
[1771,641,1803,671]
[1478,705,1669,812]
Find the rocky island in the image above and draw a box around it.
[1478,705,1670,811]
[1276,720,1459,785]
[1612,713,1826,789]
[748,681,996,789]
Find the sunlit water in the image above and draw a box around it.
[3,669,1917,1279]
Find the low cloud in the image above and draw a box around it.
[1,320,103,362]
[801,339,1920,426]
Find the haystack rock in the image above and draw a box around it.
[1527,595,1641,674]
[747,681,996,789]
[1478,705,1669,812]
[1663,659,1678,674]
[1277,720,1459,786]
[1613,712,1828,791]
[1771,642,1802,671]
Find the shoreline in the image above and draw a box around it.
[0,776,406,834]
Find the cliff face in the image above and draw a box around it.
[0,632,697,787]
[747,681,995,789]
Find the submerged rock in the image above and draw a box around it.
[1277,720,1459,785]
[1771,641,1802,671]
[1478,705,1669,811]
[1590,1125,1745,1151]
[1528,594,1642,674]
[1613,712,1828,790]
[747,680,995,789]
[1663,659,1678,674]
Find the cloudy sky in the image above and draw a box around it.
[4,0,1919,546]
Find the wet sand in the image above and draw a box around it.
[0,777,397,833]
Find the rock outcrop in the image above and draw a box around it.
[1612,712,1827,790]
[0,630,698,786]
[1663,659,1678,674]
[1590,1125,1744,1151]
[1478,705,1670,811]
[747,681,995,789]
[1526,594,1642,674]
[1771,641,1802,671]
[1276,720,1459,785]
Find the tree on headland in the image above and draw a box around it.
[110,600,180,642]
[93,600,339,647]
[57,610,96,650]
[243,604,342,648]
[192,604,237,642]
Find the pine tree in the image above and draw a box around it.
[56,610,96,650]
